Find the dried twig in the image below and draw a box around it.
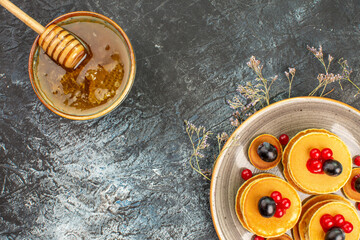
[184,120,212,180]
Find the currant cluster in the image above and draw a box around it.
[306,148,343,176]
[307,148,332,173]
[320,214,353,240]
[258,191,291,218]
[270,191,291,218]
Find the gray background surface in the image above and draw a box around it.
[0,0,360,239]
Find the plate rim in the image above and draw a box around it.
[209,96,360,239]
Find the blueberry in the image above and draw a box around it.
[257,142,278,162]
[258,196,276,218]
[355,178,360,193]
[325,227,345,240]
[322,159,343,177]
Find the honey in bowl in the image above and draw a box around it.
[30,13,135,119]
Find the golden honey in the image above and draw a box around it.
[35,19,126,115]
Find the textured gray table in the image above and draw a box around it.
[1,0,360,239]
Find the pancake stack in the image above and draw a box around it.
[283,129,352,194]
[293,195,360,240]
[235,174,301,238]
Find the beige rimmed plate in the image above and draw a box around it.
[210,97,360,240]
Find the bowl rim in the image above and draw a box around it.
[28,11,136,120]
[209,96,360,239]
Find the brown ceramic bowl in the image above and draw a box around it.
[210,97,360,239]
[28,11,136,120]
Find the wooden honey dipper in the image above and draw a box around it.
[0,0,90,70]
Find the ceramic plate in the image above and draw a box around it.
[210,97,360,240]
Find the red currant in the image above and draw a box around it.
[279,134,289,145]
[310,148,321,159]
[333,214,345,227]
[280,198,291,209]
[357,202,360,211]
[354,156,360,166]
[253,236,265,240]
[274,207,285,218]
[307,159,323,174]
[342,221,353,233]
[270,191,282,203]
[241,169,253,181]
[321,148,333,159]
[320,214,335,231]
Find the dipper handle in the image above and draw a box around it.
[0,0,89,69]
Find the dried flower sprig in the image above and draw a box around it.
[227,86,261,127]
[227,56,278,127]
[307,46,331,73]
[307,45,336,96]
[307,46,360,97]
[285,67,296,98]
[184,120,213,180]
[338,58,360,96]
[227,83,262,110]
[217,132,229,154]
[247,56,278,106]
